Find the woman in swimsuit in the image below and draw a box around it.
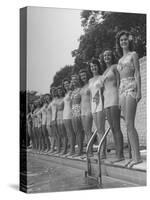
[27,104,34,149]
[30,103,37,151]
[36,100,44,152]
[79,69,93,156]
[50,87,59,153]
[56,86,68,155]
[62,78,76,156]
[46,94,53,152]
[38,96,51,152]
[116,30,142,167]
[71,74,84,156]
[35,97,50,153]
[88,59,106,159]
[100,49,124,162]
[32,101,41,152]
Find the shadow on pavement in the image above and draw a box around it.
[9,184,19,191]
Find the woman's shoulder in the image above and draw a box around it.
[89,77,94,82]
[131,51,138,59]
[47,102,51,109]
[89,75,101,80]
[111,64,118,71]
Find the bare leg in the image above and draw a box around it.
[42,125,50,151]
[46,126,52,152]
[49,123,56,153]
[110,106,124,162]
[125,96,142,167]
[37,127,42,152]
[41,126,46,151]
[81,114,93,156]
[72,118,77,148]
[35,127,39,151]
[44,125,51,152]
[56,123,61,153]
[62,123,68,154]
[81,116,86,146]
[29,128,34,150]
[93,111,106,159]
[72,117,84,156]
[105,108,117,156]
[64,119,76,155]
[32,128,36,150]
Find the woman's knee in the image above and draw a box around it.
[96,121,105,134]
[126,121,134,133]
[97,128,105,135]
[113,122,121,134]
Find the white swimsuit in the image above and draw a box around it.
[102,67,119,108]
[46,103,52,126]
[63,92,72,119]
[51,98,58,121]
[80,84,91,116]
[88,76,103,113]
[41,104,47,125]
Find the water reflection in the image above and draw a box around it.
[26,154,98,193]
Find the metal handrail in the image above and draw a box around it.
[85,126,110,187]
[97,127,110,186]
[86,129,97,175]
[86,115,130,187]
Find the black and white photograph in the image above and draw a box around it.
[20,6,146,193]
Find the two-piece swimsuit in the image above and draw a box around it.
[71,88,81,117]
[102,67,119,108]
[117,54,137,99]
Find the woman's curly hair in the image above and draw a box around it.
[116,30,134,58]
[89,58,104,76]
[100,48,117,70]
[62,78,70,93]
[79,68,91,86]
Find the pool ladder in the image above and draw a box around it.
[85,127,110,188]
[85,115,131,188]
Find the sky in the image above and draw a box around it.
[27,6,83,94]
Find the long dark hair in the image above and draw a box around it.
[71,73,81,88]
[62,78,70,94]
[79,68,91,86]
[57,85,65,97]
[89,58,104,76]
[101,49,117,70]
[116,30,134,58]
[50,87,58,98]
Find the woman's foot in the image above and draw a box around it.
[123,159,132,167]
[49,149,54,153]
[100,154,106,160]
[68,151,75,156]
[127,159,143,168]
[54,150,61,154]
[88,152,94,157]
[45,148,50,153]
[111,157,125,164]
[60,150,67,155]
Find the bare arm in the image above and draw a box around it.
[35,107,42,116]
[112,64,120,89]
[132,52,142,102]
[60,99,64,110]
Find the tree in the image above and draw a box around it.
[50,65,74,87]
[72,10,146,65]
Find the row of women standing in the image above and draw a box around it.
[27,30,142,168]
